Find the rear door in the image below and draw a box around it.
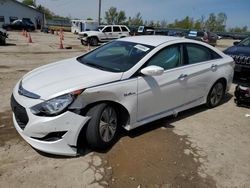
[181,43,222,103]
[112,26,122,39]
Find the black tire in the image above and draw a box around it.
[81,39,87,46]
[0,38,6,45]
[206,80,225,108]
[85,103,119,150]
[89,37,98,46]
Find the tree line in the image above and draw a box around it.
[104,7,248,33]
[22,1,248,33]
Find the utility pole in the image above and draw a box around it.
[98,0,101,25]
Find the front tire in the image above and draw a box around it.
[206,81,225,108]
[85,103,119,150]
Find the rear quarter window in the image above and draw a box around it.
[185,43,221,64]
[121,26,129,32]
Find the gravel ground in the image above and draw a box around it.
[0,32,249,188]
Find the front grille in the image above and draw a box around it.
[11,95,29,130]
[230,55,250,65]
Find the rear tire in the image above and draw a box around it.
[85,103,119,150]
[206,81,225,108]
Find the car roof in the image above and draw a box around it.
[118,35,184,47]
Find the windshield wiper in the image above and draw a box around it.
[85,62,108,71]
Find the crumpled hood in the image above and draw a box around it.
[21,57,123,100]
[224,45,250,56]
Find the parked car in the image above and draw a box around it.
[40,26,49,33]
[223,36,250,82]
[2,20,35,31]
[78,25,130,46]
[186,30,218,46]
[234,83,250,106]
[11,36,234,156]
[137,26,155,35]
[0,28,8,45]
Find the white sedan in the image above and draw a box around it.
[11,36,234,156]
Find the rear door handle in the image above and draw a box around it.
[211,64,218,71]
[178,74,188,81]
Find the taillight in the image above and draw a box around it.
[203,36,208,42]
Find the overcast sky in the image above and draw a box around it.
[33,0,250,28]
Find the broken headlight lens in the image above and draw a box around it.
[30,92,80,116]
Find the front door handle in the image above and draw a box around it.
[211,64,218,71]
[178,74,188,81]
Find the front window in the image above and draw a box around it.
[147,45,181,70]
[96,26,104,31]
[77,41,154,72]
[103,26,112,32]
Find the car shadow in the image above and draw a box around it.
[126,93,233,138]
[35,93,233,158]
[93,93,233,154]
[2,43,16,46]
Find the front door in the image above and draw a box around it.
[101,26,113,41]
[137,44,187,121]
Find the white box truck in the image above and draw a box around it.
[71,20,98,34]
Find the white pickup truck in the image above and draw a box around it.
[78,25,130,46]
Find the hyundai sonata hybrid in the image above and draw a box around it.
[11,36,234,156]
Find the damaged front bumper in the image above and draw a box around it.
[11,93,90,156]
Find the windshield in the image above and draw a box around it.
[96,26,104,31]
[12,20,21,24]
[239,37,250,47]
[77,41,154,72]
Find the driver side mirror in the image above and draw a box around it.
[233,41,240,46]
[141,65,164,76]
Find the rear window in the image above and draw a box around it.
[197,32,205,37]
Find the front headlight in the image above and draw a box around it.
[30,91,82,116]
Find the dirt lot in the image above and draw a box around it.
[0,32,249,188]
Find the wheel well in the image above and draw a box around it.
[81,101,130,127]
[216,77,227,90]
[76,101,130,152]
[88,36,99,42]
[208,78,227,95]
